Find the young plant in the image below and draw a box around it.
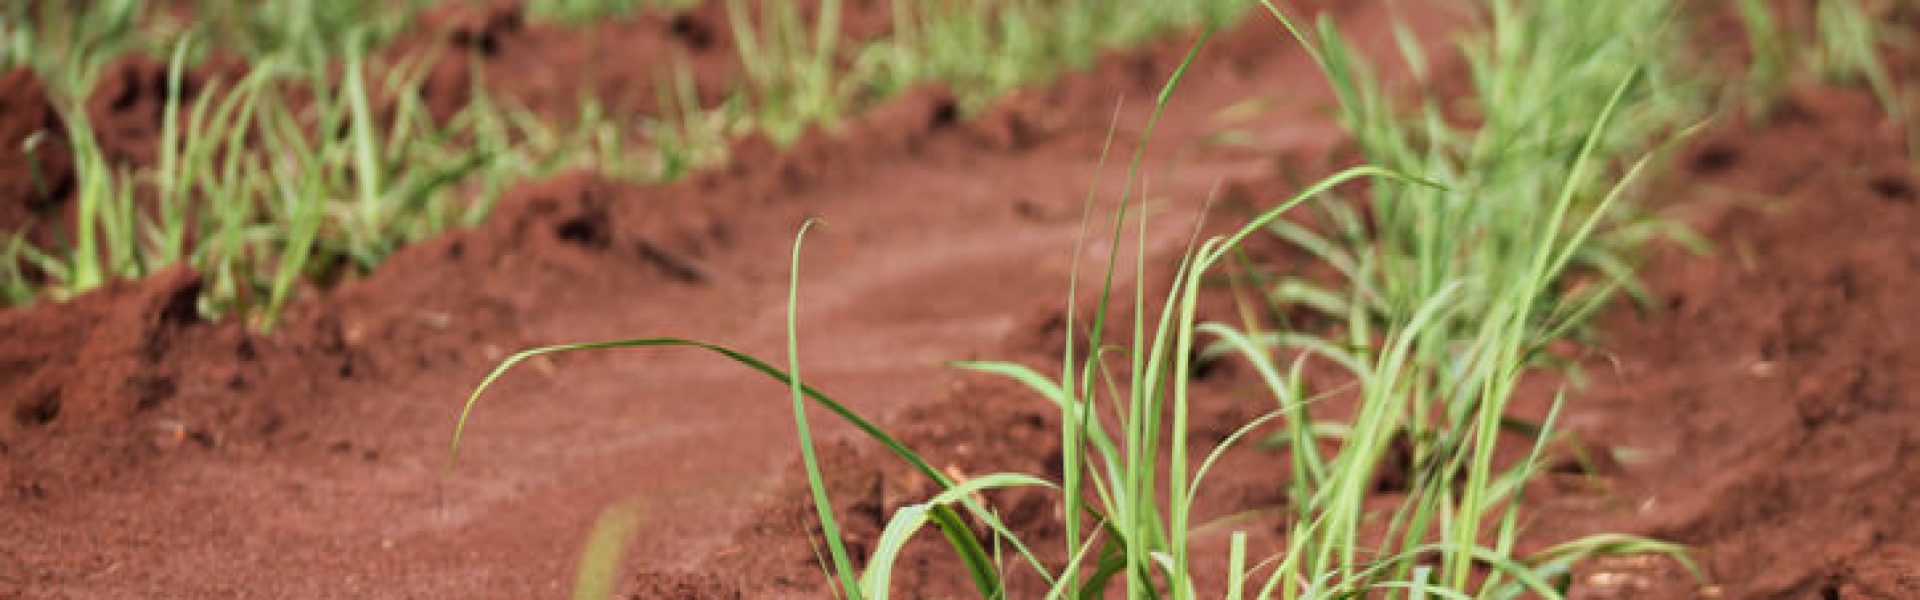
[0,31,652,326]
[852,0,1248,112]
[1735,0,1790,119]
[724,0,846,143]
[524,0,700,24]
[1810,0,1915,163]
[2,0,145,96]
[188,0,427,69]
[1811,0,1899,107]
[451,221,1053,600]
[1213,0,1711,594]
[1734,0,1911,153]
[1238,1,1710,492]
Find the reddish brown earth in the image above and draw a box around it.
[4,1,1919,598]
[1528,84,1920,599]
[409,0,902,122]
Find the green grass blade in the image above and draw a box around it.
[860,473,1052,599]
[781,221,863,599]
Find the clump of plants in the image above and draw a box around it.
[1734,0,1908,147]
[1,0,1283,326]
[1,30,667,328]
[451,1,1712,597]
[0,2,672,326]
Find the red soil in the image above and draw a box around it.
[406,1,752,122]
[1532,85,1920,599]
[2,1,1917,598]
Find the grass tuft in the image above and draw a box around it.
[447,2,1735,598]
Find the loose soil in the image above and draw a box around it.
[2,1,1917,599]
[1528,83,1920,599]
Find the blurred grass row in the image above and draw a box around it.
[0,0,1249,328]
